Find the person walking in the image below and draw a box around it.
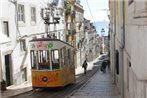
[82,60,88,75]
[100,60,107,73]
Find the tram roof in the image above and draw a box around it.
[29,38,74,50]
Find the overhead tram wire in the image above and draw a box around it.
[85,0,97,29]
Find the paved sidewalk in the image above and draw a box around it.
[69,70,120,98]
[1,81,32,98]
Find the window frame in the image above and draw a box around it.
[51,49,61,70]
[60,48,64,68]
[67,49,71,66]
[31,7,36,23]
[20,39,26,51]
[3,21,9,37]
[30,50,38,70]
[30,50,51,71]
[18,4,25,23]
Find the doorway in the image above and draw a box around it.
[5,54,12,86]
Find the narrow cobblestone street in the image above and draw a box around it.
[69,70,120,98]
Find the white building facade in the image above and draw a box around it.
[74,1,84,67]
[83,19,99,62]
[0,0,65,86]
[109,0,147,98]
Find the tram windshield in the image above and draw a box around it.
[30,50,61,71]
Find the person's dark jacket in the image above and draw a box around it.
[101,60,107,70]
[82,61,88,69]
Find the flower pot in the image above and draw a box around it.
[1,80,6,91]
[1,83,6,91]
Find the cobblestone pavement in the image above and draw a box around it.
[69,70,121,98]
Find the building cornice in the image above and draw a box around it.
[75,3,84,13]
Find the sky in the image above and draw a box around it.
[80,0,109,36]
[80,0,109,22]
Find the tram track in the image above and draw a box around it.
[10,61,102,98]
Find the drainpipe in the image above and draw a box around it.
[120,1,125,98]
[0,50,2,82]
[122,0,125,48]
[113,0,116,84]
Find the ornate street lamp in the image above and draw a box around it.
[101,28,105,37]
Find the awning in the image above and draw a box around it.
[0,33,11,44]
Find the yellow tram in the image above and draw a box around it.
[29,38,75,88]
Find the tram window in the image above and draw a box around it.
[64,50,67,66]
[38,51,41,63]
[63,47,68,66]
[30,50,37,70]
[38,50,50,70]
[68,49,71,66]
[60,48,64,67]
[70,50,74,66]
[51,50,60,70]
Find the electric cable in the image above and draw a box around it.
[85,0,97,29]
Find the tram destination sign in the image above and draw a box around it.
[30,41,54,50]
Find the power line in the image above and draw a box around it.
[85,0,97,28]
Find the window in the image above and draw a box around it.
[67,49,71,65]
[60,48,64,67]
[38,50,50,70]
[20,39,26,51]
[18,4,25,22]
[31,50,50,70]
[51,50,60,70]
[31,7,36,22]
[30,51,37,70]
[70,50,74,66]
[115,50,119,75]
[63,47,67,66]
[3,21,9,37]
